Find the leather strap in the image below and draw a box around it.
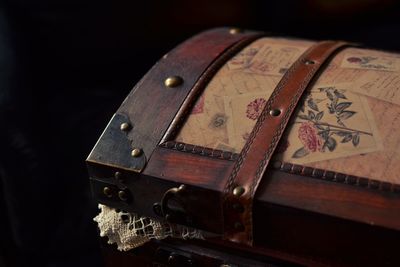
[223,41,352,245]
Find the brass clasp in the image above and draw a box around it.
[160,184,187,222]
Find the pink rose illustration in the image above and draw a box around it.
[191,95,204,114]
[347,57,362,63]
[246,98,267,120]
[298,122,323,152]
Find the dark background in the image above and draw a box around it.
[0,0,399,266]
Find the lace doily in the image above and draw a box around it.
[94,204,204,251]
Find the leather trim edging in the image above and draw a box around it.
[272,161,400,195]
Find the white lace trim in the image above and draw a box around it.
[94,204,204,251]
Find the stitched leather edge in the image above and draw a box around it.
[160,33,265,143]
[160,141,239,161]
[157,140,400,194]
[272,161,400,194]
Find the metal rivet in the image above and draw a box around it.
[120,122,131,131]
[269,109,281,117]
[103,187,113,198]
[168,254,177,264]
[229,28,242,34]
[272,161,282,169]
[164,76,183,88]
[114,171,122,179]
[118,190,128,201]
[131,148,142,157]
[234,222,245,231]
[232,203,244,213]
[233,186,245,197]
[305,60,315,65]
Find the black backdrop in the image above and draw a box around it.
[1,0,400,266]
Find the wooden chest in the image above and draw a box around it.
[87,28,400,266]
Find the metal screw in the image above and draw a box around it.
[103,187,113,198]
[118,190,128,201]
[114,171,122,179]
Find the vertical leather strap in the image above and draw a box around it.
[223,41,352,246]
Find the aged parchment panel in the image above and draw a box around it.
[175,38,400,184]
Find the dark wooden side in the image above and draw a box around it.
[143,147,400,227]
[254,202,400,267]
[101,238,303,267]
[258,167,400,231]
[142,148,400,266]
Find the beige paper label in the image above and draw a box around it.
[275,85,383,164]
[244,43,308,76]
[349,71,400,106]
[174,38,400,184]
[341,53,400,72]
[227,42,263,70]
[224,91,273,149]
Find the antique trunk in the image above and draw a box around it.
[87,28,400,266]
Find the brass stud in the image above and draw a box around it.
[120,122,131,131]
[168,254,176,264]
[118,190,128,201]
[103,187,113,198]
[234,222,245,231]
[232,203,244,213]
[131,148,142,157]
[114,171,122,180]
[229,28,242,34]
[269,109,281,117]
[272,161,282,169]
[164,76,183,88]
[233,186,245,197]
